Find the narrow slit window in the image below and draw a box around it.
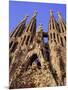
[60,37,64,46]
[54,40,57,44]
[9,56,13,66]
[53,23,54,29]
[26,36,30,45]
[57,23,61,33]
[9,41,13,48]
[51,40,52,43]
[53,33,55,39]
[57,34,59,42]
[52,19,54,29]
[50,33,52,39]
[64,36,66,41]
[61,23,64,32]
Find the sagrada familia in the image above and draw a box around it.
[9,10,66,88]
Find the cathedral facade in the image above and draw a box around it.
[9,10,66,88]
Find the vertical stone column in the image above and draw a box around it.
[48,10,65,85]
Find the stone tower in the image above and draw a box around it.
[9,11,66,89]
[48,10,66,85]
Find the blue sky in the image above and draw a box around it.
[9,1,66,33]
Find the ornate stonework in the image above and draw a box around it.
[9,11,66,89]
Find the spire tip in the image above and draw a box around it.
[24,15,29,19]
[57,11,62,20]
[50,10,53,16]
[33,10,38,17]
[57,11,61,17]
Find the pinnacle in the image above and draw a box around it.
[20,15,29,23]
[50,9,53,16]
[33,10,38,17]
[57,11,61,16]
[24,15,29,18]
[23,15,29,20]
[57,11,62,19]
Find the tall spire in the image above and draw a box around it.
[26,11,37,33]
[49,10,57,31]
[57,11,66,33]
[10,15,28,37]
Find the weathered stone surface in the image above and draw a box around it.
[9,11,66,89]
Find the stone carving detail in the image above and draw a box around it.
[9,11,66,89]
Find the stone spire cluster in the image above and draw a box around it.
[9,10,66,89]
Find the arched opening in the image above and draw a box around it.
[25,54,41,70]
